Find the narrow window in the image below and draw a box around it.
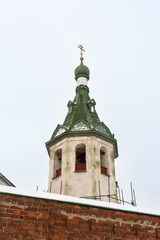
[53,148,62,178]
[100,147,108,175]
[75,144,86,171]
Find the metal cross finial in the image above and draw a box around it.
[78,44,85,60]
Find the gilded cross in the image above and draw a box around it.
[78,45,85,59]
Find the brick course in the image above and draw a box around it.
[0,192,160,240]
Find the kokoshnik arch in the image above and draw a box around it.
[46,45,118,202]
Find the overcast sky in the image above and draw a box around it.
[0,0,160,210]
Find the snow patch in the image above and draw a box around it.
[0,185,160,217]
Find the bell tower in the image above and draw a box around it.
[46,46,118,202]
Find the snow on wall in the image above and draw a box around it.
[0,185,160,217]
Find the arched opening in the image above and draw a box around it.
[53,148,62,178]
[100,147,108,175]
[75,144,86,171]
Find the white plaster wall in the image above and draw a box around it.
[48,136,117,203]
[77,77,88,86]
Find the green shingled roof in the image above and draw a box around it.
[47,60,118,158]
[51,61,114,140]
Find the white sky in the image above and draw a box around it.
[0,0,160,210]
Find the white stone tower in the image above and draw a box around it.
[46,46,118,202]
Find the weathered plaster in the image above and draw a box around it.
[48,136,118,203]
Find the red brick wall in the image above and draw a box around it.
[0,192,160,240]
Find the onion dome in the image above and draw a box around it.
[74,59,90,81]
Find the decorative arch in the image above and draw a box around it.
[75,143,86,171]
[100,146,108,175]
[53,148,62,178]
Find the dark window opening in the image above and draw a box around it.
[100,147,108,175]
[76,149,86,163]
[53,148,62,178]
[75,144,86,171]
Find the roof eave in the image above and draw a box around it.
[45,130,118,158]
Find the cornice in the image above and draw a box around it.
[46,130,118,159]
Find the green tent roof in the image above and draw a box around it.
[46,60,118,158]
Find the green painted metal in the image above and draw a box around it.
[46,60,118,158]
[74,59,90,80]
